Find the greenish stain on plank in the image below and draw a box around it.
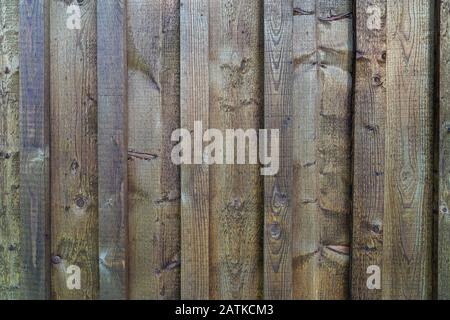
[0,0,20,300]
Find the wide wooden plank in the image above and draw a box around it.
[180,0,210,299]
[384,0,434,299]
[127,0,180,300]
[49,0,98,300]
[264,0,293,300]
[18,0,50,300]
[291,0,353,299]
[209,0,264,299]
[97,0,128,300]
[351,0,386,300]
[0,0,20,300]
[438,0,450,300]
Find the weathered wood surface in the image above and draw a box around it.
[97,0,128,300]
[50,0,98,300]
[291,0,353,299]
[0,0,447,301]
[438,0,450,301]
[180,0,210,300]
[209,0,264,300]
[127,0,180,300]
[352,0,386,300]
[18,0,50,300]
[264,0,293,300]
[0,0,20,300]
[384,0,434,300]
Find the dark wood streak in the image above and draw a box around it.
[0,0,21,300]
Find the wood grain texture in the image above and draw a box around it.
[264,0,293,300]
[351,0,386,300]
[209,0,264,300]
[291,0,353,299]
[0,0,20,300]
[384,0,434,300]
[50,0,98,300]
[18,0,50,300]
[127,0,180,300]
[97,0,128,300]
[3,0,445,301]
[438,0,450,300]
[180,0,210,300]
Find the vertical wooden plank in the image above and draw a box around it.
[50,0,98,300]
[209,0,264,299]
[384,0,434,299]
[0,0,20,300]
[438,0,450,300]
[264,0,293,300]
[97,0,128,300]
[180,0,210,299]
[291,0,353,299]
[127,0,180,300]
[351,0,386,299]
[18,0,50,300]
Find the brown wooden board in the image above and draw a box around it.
[18,0,50,300]
[97,0,128,300]
[127,0,181,300]
[49,0,98,300]
[352,0,386,300]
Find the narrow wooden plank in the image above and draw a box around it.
[127,0,180,300]
[351,0,386,300]
[49,0,98,300]
[264,0,293,300]
[180,0,210,299]
[97,0,128,300]
[18,0,50,300]
[384,0,434,299]
[438,0,450,300]
[291,0,353,299]
[0,0,21,300]
[209,0,264,299]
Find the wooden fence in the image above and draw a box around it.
[0,0,448,300]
